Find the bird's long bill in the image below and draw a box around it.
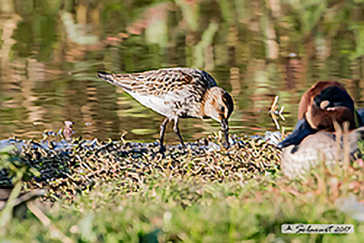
[221,118,230,148]
[277,119,317,149]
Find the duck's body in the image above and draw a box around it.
[278,81,364,179]
[97,68,234,150]
[280,129,363,179]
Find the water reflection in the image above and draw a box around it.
[1,0,364,143]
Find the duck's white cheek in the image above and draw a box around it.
[320,100,330,109]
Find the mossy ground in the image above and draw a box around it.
[1,133,364,242]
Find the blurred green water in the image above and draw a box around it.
[1,0,364,142]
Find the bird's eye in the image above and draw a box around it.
[221,106,225,112]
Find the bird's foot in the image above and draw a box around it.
[223,141,230,149]
[159,145,166,153]
[155,146,166,159]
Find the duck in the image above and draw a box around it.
[278,81,364,179]
[97,68,234,151]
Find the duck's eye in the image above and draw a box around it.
[221,106,225,112]
[320,100,330,109]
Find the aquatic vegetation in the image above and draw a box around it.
[0,132,281,201]
[2,135,364,241]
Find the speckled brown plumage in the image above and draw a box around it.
[97,68,234,151]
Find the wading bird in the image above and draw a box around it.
[97,68,234,151]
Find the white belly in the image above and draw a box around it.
[128,92,177,118]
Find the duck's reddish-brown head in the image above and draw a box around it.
[298,81,348,120]
[278,81,363,149]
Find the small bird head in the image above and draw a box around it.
[203,87,234,122]
[203,87,234,147]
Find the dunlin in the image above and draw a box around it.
[97,68,234,151]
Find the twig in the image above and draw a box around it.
[269,96,286,130]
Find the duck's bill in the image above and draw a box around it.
[277,119,317,149]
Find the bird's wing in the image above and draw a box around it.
[97,68,217,98]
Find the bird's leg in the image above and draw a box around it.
[159,118,169,152]
[173,118,185,147]
[221,118,230,148]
